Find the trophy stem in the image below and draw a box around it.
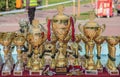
[96,45,102,70]
[87,41,95,70]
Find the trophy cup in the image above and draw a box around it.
[78,12,105,75]
[26,19,47,75]
[1,32,15,76]
[106,36,119,75]
[94,36,105,72]
[46,5,76,74]
[13,34,25,76]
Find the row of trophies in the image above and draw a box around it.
[0,5,120,76]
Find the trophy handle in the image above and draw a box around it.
[78,24,83,34]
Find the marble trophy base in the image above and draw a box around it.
[106,67,119,75]
[2,71,11,76]
[29,70,43,76]
[85,70,98,75]
[55,67,67,74]
[13,70,23,76]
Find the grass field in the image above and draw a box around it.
[41,0,91,9]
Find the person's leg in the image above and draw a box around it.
[28,7,36,25]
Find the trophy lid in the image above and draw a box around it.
[53,5,69,20]
[85,11,99,27]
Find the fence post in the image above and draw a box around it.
[73,0,76,16]
[46,0,48,7]
[6,0,9,11]
[77,0,80,17]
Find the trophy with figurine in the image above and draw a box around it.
[78,11,105,75]
[106,36,119,75]
[26,19,47,75]
[13,33,25,76]
[1,32,15,76]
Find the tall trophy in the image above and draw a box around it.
[26,19,47,75]
[13,34,25,76]
[106,36,119,75]
[1,32,15,76]
[94,36,105,72]
[47,5,76,74]
[78,12,105,75]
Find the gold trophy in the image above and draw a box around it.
[94,36,105,72]
[13,34,25,76]
[106,36,119,75]
[26,19,47,75]
[78,12,105,75]
[47,5,76,74]
[1,32,15,76]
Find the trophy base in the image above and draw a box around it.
[2,71,11,76]
[97,68,103,73]
[85,70,98,75]
[25,66,31,70]
[13,71,23,76]
[29,70,43,75]
[55,67,67,74]
[106,67,119,75]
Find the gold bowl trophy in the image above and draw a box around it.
[47,5,76,74]
[26,19,47,75]
[13,34,25,76]
[94,36,105,72]
[78,12,105,75]
[106,36,119,75]
[1,32,15,76]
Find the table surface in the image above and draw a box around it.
[0,68,120,77]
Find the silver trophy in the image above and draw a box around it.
[13,34,25,76]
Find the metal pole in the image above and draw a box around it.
[73,0,76,16]
[77,0,80,17]
[6,0,9,11]
[46,0,48,7]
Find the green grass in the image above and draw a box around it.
[76,11,96,20]
[40,0,91,10]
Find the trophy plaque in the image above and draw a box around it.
[85,70,98,75]
[55,67,67,74]
[2,71,11,76]
[13,71,23,76]
[30,70,43,76]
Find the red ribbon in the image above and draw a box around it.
[70,17,75,42]
[47,19,51,41]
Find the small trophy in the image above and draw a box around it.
[94,36,105,73]
[13,34,25,76]
[1,32,14,76]
[106,36,119,75]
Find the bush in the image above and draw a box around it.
[0,0,16,11]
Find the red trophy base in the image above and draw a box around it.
[2,71,11,76]
[29,70,43,75]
